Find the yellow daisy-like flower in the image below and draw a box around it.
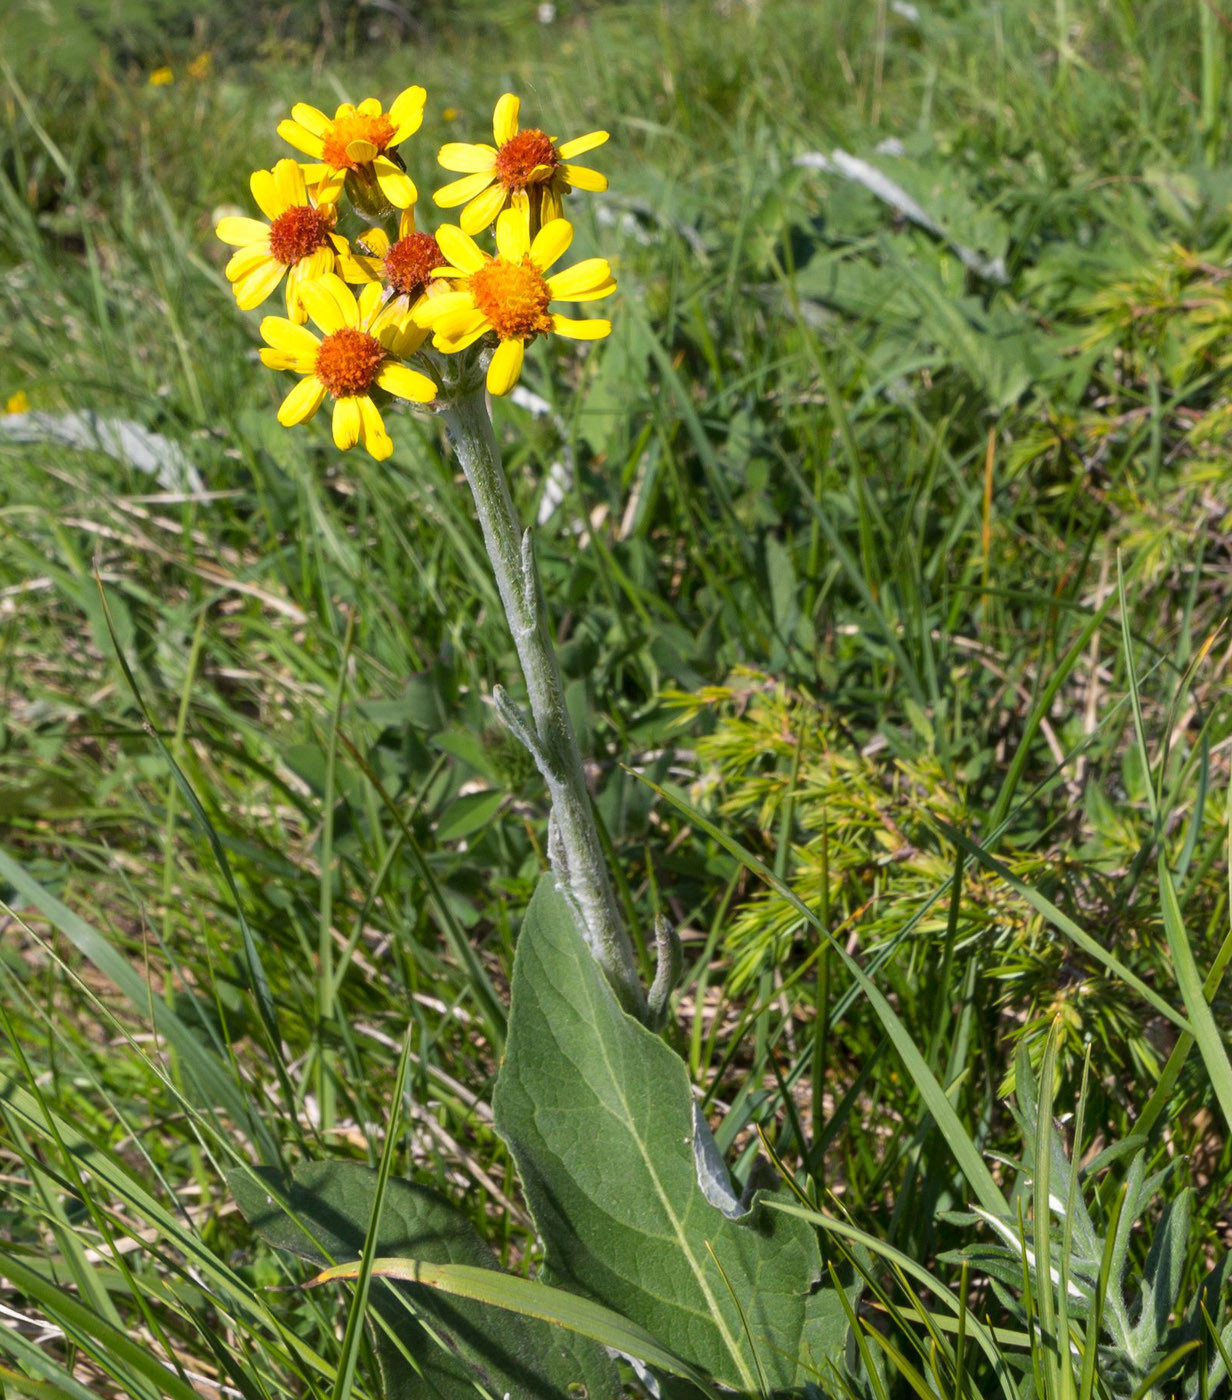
[260,273,437,461]
[335,206,448,350]
[414,207,615,397]
[434,92,608,236]
[277,87,426,209]
[215,160,345,323]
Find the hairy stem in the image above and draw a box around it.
[440,386,646,1020]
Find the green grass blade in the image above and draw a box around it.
[311,1258,713,1391]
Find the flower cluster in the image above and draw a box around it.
[217,88,615,460]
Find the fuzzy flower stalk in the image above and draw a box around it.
[216,87,653,1020]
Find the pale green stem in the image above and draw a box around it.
[440,386,647,1020]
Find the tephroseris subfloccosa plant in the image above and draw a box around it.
[218,83,851,1400]
[215,87,650,1019]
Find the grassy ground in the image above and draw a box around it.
[3,0,1232,1396]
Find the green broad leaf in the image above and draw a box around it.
[436,789,505,843]
[493,877,846,1394]
[229,1162,622,1400]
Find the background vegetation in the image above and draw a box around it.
[2,0,1232,1395]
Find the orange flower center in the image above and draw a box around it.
[384,232,446,299]
[469,256,553,340]
[267,204,334,265]
[315,328,386,396]
[494,128,560,191]
[321,111,397,170]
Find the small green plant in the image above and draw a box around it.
[215,76,852,1399]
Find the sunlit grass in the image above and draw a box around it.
[2,0,1232,1395]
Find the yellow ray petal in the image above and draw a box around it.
[556,130,608,160]
[314,169,346,203]
[357,96,382,117]
[376,361,437,403]
[433,170,496,209]
[332,396,362,450]
[390,85,426,125]
[216,215,271,247]
[434,323,491,353]
[301,274,356,333]
[486,337,524,395]
[357,226,392,258]
[233,257,286,310]
[389,85,426,143]
[378,320,430,357]
[283,266,309,323]
[562,163,608,193]
[259,348,303,371]
[459,182,508,235]
[261,316,321,360]
[554,276,615,303]
[346,138,379,163]
[358,280,384,326]
[438,142,498,173]
[495,206,531,262]
[285,247,334,320]
[413,289,476,326]
[357,394,393,460]
[397,207,416,240]
[371,295,412,332]
[373,156,416,208]
[539,183,562,224]
[272,157,307,213]
[278,375,326,426]
[249,168,280,220]
[333,103,356,121]
[298,244,335,280]
[432,308,489,341]
[435,224,488,274]
[550,313,611,339]
[291,103,330,135]
[225,244,271,281]
[546,258,613,299]
[336,247,382,284]
[493,92,520,145]
[530,217,573,271]
[277,119,324,157]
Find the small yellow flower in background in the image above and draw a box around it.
[434,92,608,236]
[260,273,437,460]
[416,206,615,396]
[149,66,174,86]
[442,107,459,122]
[5,390,30,414]
[215,159,346,323]
[336,206,447,347]
[277,88,426,209]
[187,52,212,79]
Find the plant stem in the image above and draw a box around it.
[440,386,646,1020]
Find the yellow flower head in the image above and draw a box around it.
[277,88,426,210]
[260,273,437,461]
[5,390,30,415]
[148,66,174,86]
[434,93,608,236]
[215,160,346,323]
[414,206,615,396]
[335,206,448,349]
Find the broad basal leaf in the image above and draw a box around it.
[493,877,846,1394]
[229,1162,621,1400]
